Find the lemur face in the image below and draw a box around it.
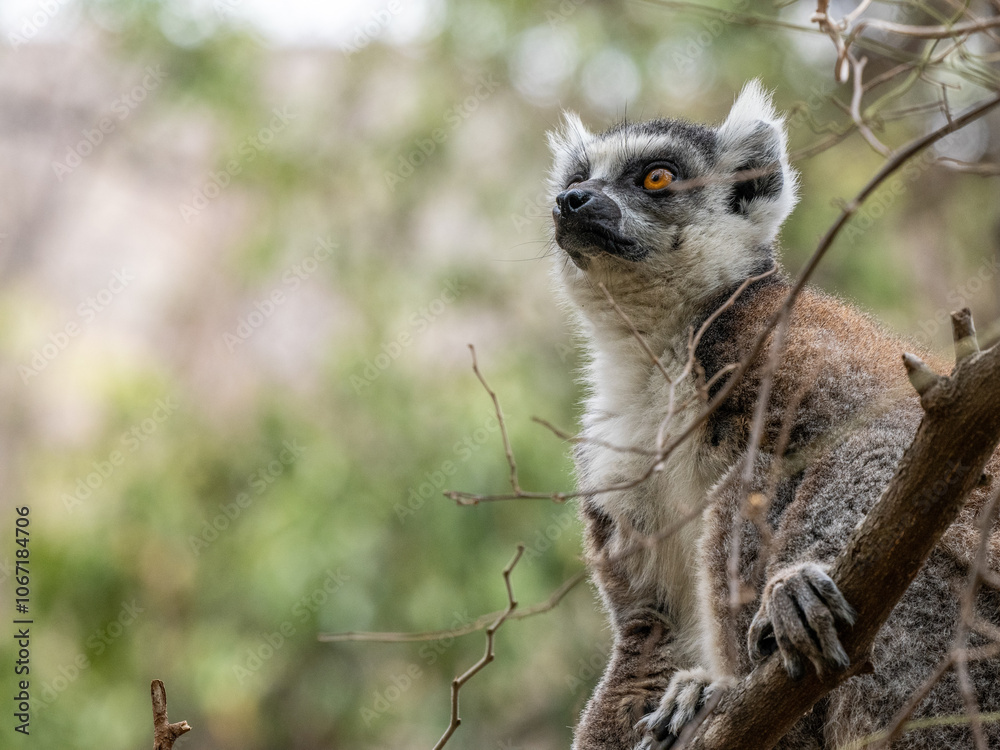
[548,81,798,278]
[551,119,718,264]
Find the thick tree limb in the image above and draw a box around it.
[681,314,1000,750]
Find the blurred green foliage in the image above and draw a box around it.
[1,1,998,749]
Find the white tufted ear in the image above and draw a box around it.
[547,111,592,158]
[547,112,594,195]
[716,81,799,246]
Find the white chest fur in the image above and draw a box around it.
[578,329,721,664]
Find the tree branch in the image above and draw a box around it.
[317,568,585,643]
[151,680,191,750]
[432,544,524,750]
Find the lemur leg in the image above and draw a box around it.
[572,501,680,750]
[572,607,678,750]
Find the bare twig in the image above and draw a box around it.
[939,158,1000,176]
[598,281,673,384]
[953,307,981,365]
[318,568,585,643]
[432,544,524,750]
[469,344,520,495]
[848,55,892,156]
[812,0,851,82]
[728,308,789,614]
[640,0,819,34]
[851,15,1000,42]
[151,680,191,750]
[531,416,659,457]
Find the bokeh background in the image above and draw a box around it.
[1,1,998,748]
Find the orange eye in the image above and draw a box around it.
[643,168,674,191]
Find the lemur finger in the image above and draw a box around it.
[667,679,708,736]
[769,587,810,680]
[802,567,856,626]
[635,710,678,747]
[788,575,850,673]
[747,611,777,662]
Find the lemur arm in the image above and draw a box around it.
[748,408,922,678]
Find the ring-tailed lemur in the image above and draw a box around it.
[548,81,1000,749]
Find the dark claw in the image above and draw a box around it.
[652,723,677,744]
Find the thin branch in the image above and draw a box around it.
[469,344,520,494]
[318,568,585,643]
[953,307,980,366]
[849,55,892,157]
[850,708,1000,749]
[812,0,851,82]
[938,158,1000,176]
[638,0,820,34]
[432,544,524,750]
[598,281,673,384]
[728,308,789,614]
[531,416,659,457]
[851,15,1000,41]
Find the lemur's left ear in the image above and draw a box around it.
[547,111,593,196]
[716,80,799,245]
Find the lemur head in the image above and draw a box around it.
[548,81,797,317]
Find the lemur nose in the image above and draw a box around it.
[557,189,593,214]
